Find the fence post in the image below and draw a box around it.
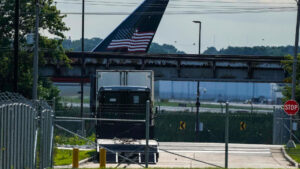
[39,103,45,169]
[145,100,150,168]
[220,103,223,113]
[0,106,3,168]
[225,102,229,169]
[272,106,276,144]
[50,110,55,168]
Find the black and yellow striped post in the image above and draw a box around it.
[99,148,106,168]
[72,148,79,168]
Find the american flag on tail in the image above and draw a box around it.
[107,29,154,52]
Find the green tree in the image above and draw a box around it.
[62,37,102,51]
[281,55,300,108]
[0,0,70,100]
[149,43,185,54]
[203,45,298,56]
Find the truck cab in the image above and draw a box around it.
[96,86,154,139]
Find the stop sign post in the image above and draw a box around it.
[284,100,298,148]
[284,100,299,115]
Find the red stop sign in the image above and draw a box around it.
[284,100,299,115]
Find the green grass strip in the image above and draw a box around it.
[286,144,300,163]
[54,148,96,166]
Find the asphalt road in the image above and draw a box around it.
[56,142,295,168]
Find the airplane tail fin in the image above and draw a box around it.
[92,0,169,53]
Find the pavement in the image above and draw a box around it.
[55,142,296,168]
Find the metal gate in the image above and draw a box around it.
[0,92,54,169]
[273,108,290,144]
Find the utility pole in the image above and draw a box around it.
[287,0,300,148]
[14,0,20,92]
[292,1,300,101]
[193,20,202,139]
[32,0,40,100]
[80,0,85,136]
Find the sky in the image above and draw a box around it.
[53,0,298,54]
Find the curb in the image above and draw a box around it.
[281,147,299,168]
[79,156,95,165]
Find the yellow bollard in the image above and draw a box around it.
[72,148,79,168]
[99,148,106,168]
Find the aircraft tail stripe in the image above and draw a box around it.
[130,42,150,45]
[131,36,153,39]
[109,43,150,47]
[109,40,151,45]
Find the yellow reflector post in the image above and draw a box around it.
[72,148,79,168]
[100,148,106,168]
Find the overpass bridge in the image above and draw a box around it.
[40,52,287,83]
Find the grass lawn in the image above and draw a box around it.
[54,149,96,166]
[286,144,300,163]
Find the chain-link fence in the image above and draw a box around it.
[0,92,54,169]
[273,108,300,144]
[51,96,300,168]
[153,100,276,143]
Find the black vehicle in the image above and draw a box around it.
[95,86,154,140]
[95,86,158,163]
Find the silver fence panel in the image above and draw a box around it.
[0,92,54,169]
[0,102,37,169]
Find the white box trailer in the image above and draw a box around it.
[96,70,154,99]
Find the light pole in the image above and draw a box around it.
[80,0,85,136]
[193,20,201,54]
[193,20,201,140]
